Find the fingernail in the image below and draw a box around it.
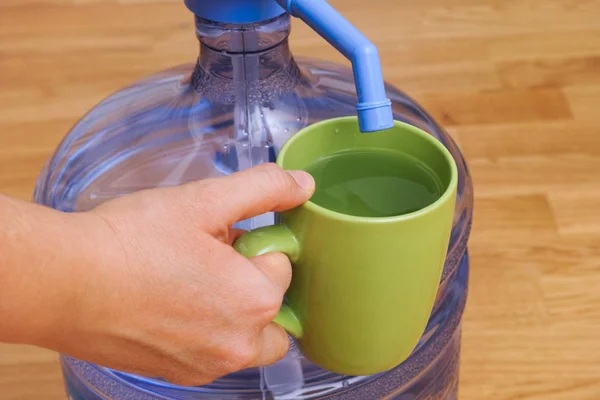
[288,170,315,191]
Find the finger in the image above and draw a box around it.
[249,323,290,368]
[200,164,315,227]
[220,228,247,245]
[250,253,292,294]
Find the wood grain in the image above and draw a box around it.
[1,0,599,399]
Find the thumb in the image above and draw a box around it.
[202,163,315,227]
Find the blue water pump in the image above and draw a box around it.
[185,0,394,133]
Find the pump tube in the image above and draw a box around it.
[277,0,394,132]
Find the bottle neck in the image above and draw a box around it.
[195,14,291,53]
[189,14,301,189]
[192,15,298,86]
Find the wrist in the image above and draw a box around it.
[32,211,123,352]
[0,198,120,351]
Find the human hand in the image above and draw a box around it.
[40,164,314,386]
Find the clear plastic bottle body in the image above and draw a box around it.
[35,15,473,400]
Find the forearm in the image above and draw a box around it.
[0,195,103,347]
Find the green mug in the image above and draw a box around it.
[233,117,458,376]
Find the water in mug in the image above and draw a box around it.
[304,148,443,218]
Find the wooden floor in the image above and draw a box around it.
[1,0,600,399]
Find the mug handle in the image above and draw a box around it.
[233,225,304,338]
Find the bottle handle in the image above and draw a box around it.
[233,225,303,338]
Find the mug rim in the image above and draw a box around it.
[277,116,458,223]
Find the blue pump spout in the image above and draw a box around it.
[278,0,393,132]
[184,0,394,132]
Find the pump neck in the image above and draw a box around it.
[191,16,299,104]
[194,15,290,53]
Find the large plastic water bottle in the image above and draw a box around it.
[35,1,473,398]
